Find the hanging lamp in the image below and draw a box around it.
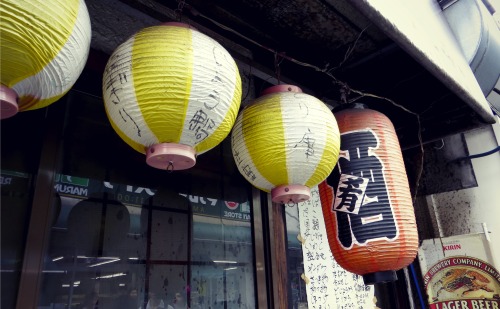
[102,22,242,170]
[231,85,341,204]
[0,0,91,119]
[319,103,418,284]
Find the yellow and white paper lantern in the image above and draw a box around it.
[0,0,91,119]
[231,85,341,204]
[103,23,242,170]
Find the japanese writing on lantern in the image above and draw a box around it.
[328,129,398,249]
[104,52,141,137]
[187,45,228,141]
[188,109,215,141]
[298,187,374,309]
[232,146,257,182]
[334,174,368,214]
[294,128,316,158]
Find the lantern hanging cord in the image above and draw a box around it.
[340,84,351,104]
[175,0,186,21]
[241,66,253,103]
[194,5,425,201]
[166,161,174,173]
[274,51,285,85]
[196,7,422,116]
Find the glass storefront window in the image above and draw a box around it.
[1,108,47,308]
[285,205,308,309]
[34,91,256,308]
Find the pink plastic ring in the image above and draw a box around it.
[271,184,311,204]
[0,85,18,120]
[146,143,196,171]
[260,85,302,97]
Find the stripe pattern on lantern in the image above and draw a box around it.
[231,85,340,203]
[0,0,91,118]
[102,23,241,169]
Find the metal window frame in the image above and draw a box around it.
[16,103,66,309]
[13,95,280,309]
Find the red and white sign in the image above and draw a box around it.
[225,201,239,210]
[419,233,500,308]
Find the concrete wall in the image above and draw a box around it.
[424,116,500,266]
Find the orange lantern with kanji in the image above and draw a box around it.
[319,103,418,284]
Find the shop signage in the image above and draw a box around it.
[181,193,251,222]
[53,174,155,204]
[52,173,251,222]
[0,170,31,195]
[418,233,500,309]
[1,170,252,222]
[1,170,30,186]
[298,186,375,309]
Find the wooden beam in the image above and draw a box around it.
[268,197,289,308]
[16,101,66,309]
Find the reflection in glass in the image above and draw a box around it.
[286,205,308,309]
[1,170,34,308]
[192,216,254,308]
[1,107,46,308]
[38,176,255,308]
[36,91,255,308]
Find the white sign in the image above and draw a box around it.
[298,187,375,309]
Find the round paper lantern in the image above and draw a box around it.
[231,85,340,204]
[103,22,241,170]
[319,103,418,284]
[0,0,91,119]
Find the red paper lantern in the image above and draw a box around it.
[319,103,418,284]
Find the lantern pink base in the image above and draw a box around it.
[260,84,302,96]
[1,85,18,120]
[271,184,311,204]
[146,143,196,171]
[161,22,197,30]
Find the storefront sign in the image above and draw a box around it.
[53,174,155,204]
[418,233,500,308]
[51,173,251,222]
[0,170,31,195]
[298,186,375,309]
[180,193,251,222]
[1,170,30,185]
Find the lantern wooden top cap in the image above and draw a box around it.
[161,22,197,31]
[260,84,302,96]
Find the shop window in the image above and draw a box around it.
[285,205,308,309]
[35,91,256,308]
[1,108,47,308]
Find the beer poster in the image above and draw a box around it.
[418,233,500,309]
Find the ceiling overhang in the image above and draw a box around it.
[77,0,498,149]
